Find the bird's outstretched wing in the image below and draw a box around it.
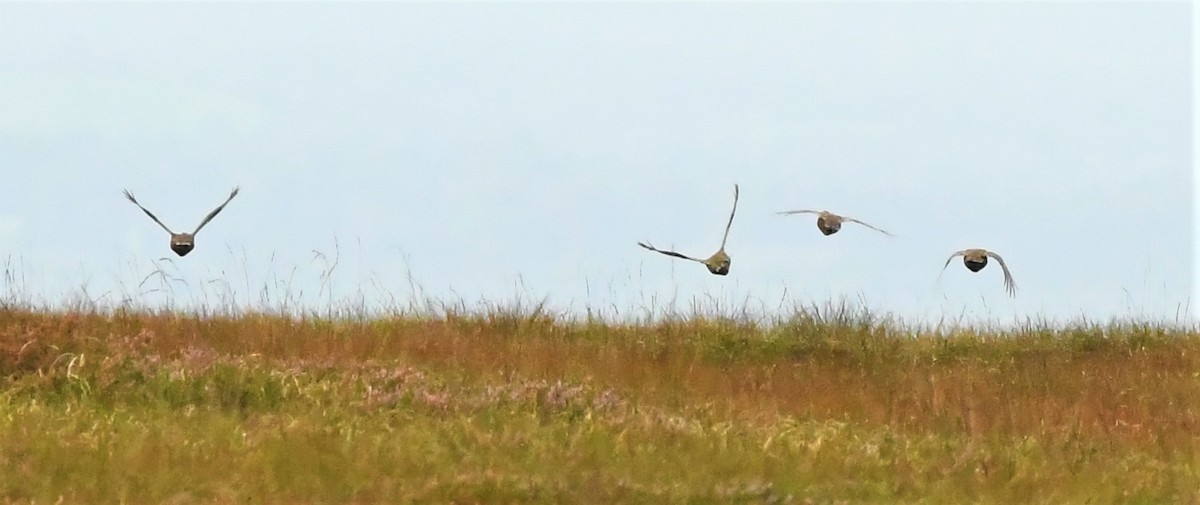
[776,209,821,216]
[637,242,704,263]
[844,217,894,237]
[192,187,240,235]
[985,250,1017,297]
[719,184,739,250]
[123,189,176,235]
[937,249,969,282]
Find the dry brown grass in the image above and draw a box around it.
[4,306,1198,443]
[1,302,1198,502]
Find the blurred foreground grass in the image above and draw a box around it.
[1,302,1198,503]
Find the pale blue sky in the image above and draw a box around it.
[0,2,1192,323]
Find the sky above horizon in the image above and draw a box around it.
[0,2,1193,324]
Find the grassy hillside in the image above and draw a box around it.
[0,301,1197,503]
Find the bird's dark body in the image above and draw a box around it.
[170,242,194,256]
[964,257,987,272]
[816,215,841,235]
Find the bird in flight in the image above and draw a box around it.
[123,187,240,257]
[638,184,739,276]
[939,248,1017,297]
[776,209,893,237]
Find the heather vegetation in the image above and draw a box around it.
[1,266,1198,503]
